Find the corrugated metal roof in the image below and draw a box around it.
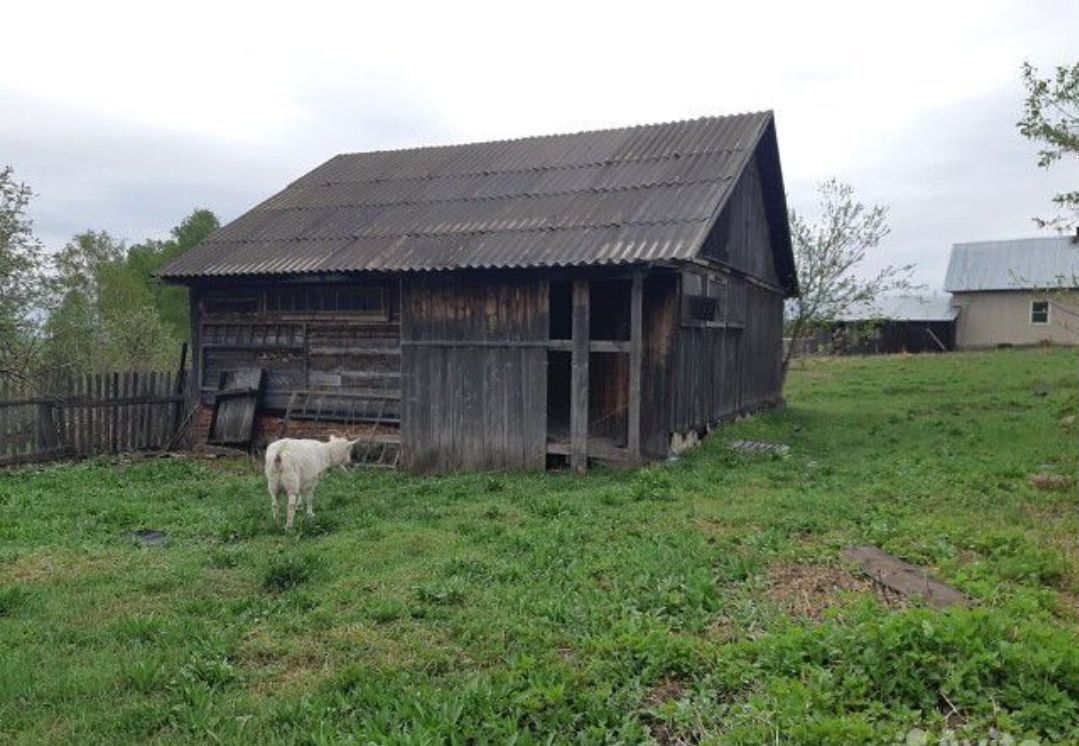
[837,295,959,322]
[944,236,1079,292]
[159,112,788,282]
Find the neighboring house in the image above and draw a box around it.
[945,236,1079,349]
[159,112,797,472]
[831,295,958,354]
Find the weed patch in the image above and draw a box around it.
[262,554,322,593]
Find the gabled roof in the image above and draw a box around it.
[158,112,796,293]
[837,295,958,322]
[944,236,1079,292]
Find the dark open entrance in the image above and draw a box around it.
[546,277,638,467]
[546,349,571,437]
[589,352,628,445]
[590,279,631,341]
[549,281,572,340]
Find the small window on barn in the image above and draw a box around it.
[202,291,259,315]
[681,271,726,323]
[1031,300,1049,325]
[266,286,386,316]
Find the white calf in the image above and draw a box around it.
[264,436,357,529]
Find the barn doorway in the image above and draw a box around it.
[546,277,639,467]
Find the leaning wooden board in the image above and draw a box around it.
[209,368,264,446]
[844,546,970,610]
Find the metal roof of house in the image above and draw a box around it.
[158,112,795,292]
[944,236,1079,292]
[836,295,959,322]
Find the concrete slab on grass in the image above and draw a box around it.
[844,546,969,610]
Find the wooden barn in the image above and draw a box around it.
[158,112,798,472]
[829,295,958,354]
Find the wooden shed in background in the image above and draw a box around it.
[829,295,958,354]
[158,112,798,472]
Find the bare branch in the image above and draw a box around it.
[783,179,915,376]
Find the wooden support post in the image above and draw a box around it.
[570,279,590,473]
[628,271,644,459]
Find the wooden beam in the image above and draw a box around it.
[171,342,188,443]
[188,290,202,400]
[628,271,644,458]
[546,339,630,352]
[570,279,590,473]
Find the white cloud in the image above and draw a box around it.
[2,0,1076,287]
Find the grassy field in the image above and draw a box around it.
[1,348,1078,744]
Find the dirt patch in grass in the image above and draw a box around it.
[766,562,903,620]
[1029,473,1075,492]
[644,677,685,707]
[641,677,688,746]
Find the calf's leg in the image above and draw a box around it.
[268,479,281,525]
[285,492,299,530]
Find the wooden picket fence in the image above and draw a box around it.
[0,370,187,466]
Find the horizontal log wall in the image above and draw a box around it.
[193,282,401,422]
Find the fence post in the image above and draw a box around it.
[35,400,58,456]
[171,342,188,449]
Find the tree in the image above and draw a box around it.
[126,209,219,339]
[783,179,914,376]
[1018,61,1079,231]
[42,231,179,371]
[0,166,47,378]
[40,209,219,373]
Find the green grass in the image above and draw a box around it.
[1,348,1077,744]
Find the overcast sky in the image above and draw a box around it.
[3,0,1076,289]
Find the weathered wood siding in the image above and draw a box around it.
[639,273,679,458]
[400,274,548,472]
[666,149,786,438]
[668,281,783,435]
[192,282,400,418]
[700,153,780,286]
[1,371,183,465]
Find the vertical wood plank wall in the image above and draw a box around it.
[659,146,788,447]
[0,371,182,465]
[400,274,548,472]
[669,280,783,436]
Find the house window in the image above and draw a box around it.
[1031,300,1050,325]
